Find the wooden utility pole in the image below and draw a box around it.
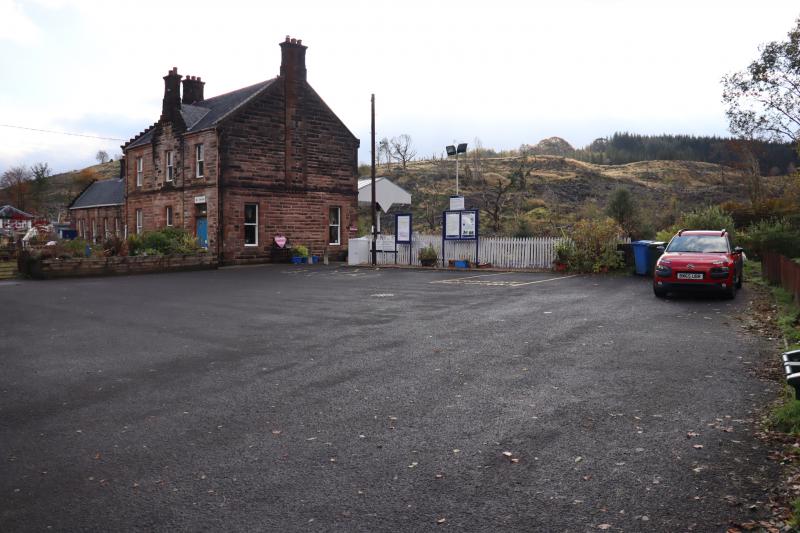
[371,94,377,266]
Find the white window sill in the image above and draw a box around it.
[244,244,258,247]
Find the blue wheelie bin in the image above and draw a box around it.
[631,240,653,275]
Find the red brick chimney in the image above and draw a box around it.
[279,36,307,81]
[162,67,182,119]
[280,36,307,187]
[182,75,205,105]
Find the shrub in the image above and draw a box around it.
[127,228,203,256]
[418,245,438,263]
[562,217,625,273]
[292,244,309,258]
[738,218,800,260]
[103,236,127,256]
[656,205,737,246]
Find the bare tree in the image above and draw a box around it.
[95,150,110,164]
[1,166,33,211]
[378,137,392,171]
[418,180,447,231]
[469,137,485,185]
[390,134,416,170]
[480,175,513,234]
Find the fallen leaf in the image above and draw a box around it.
[271,430,282,435]
[511,458,520,463]
[693,444,704,449]
[436,517,446,524]
[575,456,583,463]
[408,462,418,468]
[598,525,612,530]
[687,432,700,438]
[502,451,513,458]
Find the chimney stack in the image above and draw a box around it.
[279,36,307,81]
[162,67,182,119]
[182,75,205,105]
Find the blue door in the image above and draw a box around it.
[196,217,208,249]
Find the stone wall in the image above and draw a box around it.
[28,254,217,280]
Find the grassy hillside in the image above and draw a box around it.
[0,161,120,221]
[368,155,794,237]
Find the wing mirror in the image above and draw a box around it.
[656,245,665,252]
[734,246,744,253]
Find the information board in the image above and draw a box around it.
[395,213,412,244]
[443,210,479,240]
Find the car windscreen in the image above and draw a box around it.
[666,235,728,253]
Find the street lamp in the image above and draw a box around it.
[445,143,468,195]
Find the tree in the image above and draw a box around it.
[480,175,513,234]
[96,150,110,164]
[390,134,416,170]
[1,166,33,211]
[29,162,51,214]
[722,16,800,146]
[605,187,636,232]
[378,137,392,171]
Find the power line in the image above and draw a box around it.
[0,124,126,142]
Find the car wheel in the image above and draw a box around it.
[735,272,743,289]
[654,287,667,298]
[725,283,736,300]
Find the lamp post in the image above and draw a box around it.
[445,143,468,196]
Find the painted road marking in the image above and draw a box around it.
[430,273,579,287]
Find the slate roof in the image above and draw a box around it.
[0,205,34,219]
[69,179,124,209]
[126,79,276,149]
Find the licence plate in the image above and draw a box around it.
[677,272,704,280]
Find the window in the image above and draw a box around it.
[244,204,258,246]
[166,206,173,227]
[79,219,85,238]
[195,144,204,178]
[136,157,143,187]
[135,209,143,235]
[166,151,174,182]
[115,217,120,236]
[328,207,341,245]
[103,217,108,239]
[91,218,97,243]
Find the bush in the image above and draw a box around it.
[561,218,625,273]
[738,218,800,260]
[657,205,737,245]
[127,228,203,256]
[418,245,438,263]
[292,244,309,258]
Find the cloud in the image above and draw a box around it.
[0,0,41,44]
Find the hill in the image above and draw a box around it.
[0,161,120,221]
[375,155,794,237]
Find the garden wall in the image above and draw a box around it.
[25,254,217,280]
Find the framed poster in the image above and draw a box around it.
[395,213,412,244]
[461,211,476,238]
[445,212,461,238]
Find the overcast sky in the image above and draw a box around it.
[0,0,798,175]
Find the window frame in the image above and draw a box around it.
[244,203,258,247]
[166,150,174,182]
[103,217,108,239]
[135,208,143,235]
[195,144,204,178]
[328,206,341,246]
[115,217,120,236]
[136,157,143,187]
[166,206,173,227]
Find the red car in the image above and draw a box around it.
[653,229,744,299]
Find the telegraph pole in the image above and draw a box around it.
[371,94,377,266]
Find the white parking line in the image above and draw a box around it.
[430,273,510,284]
[509,274,580,287]
[430,273,579,287]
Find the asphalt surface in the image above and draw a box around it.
[0,265,781,532]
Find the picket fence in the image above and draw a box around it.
[372,234,563,269]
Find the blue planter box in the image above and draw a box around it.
[454,260,469,268]
[291,256,306,264]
